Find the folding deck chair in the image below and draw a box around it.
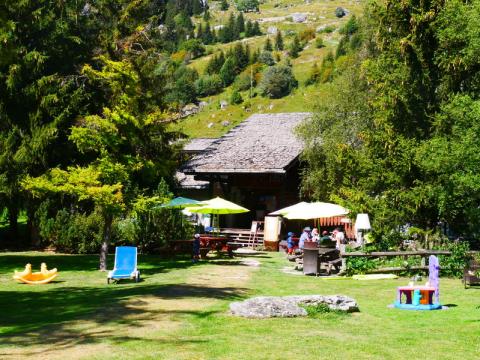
[107,246,140,284]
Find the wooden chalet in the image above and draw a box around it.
[179,113,311,228]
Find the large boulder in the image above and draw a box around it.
[267,26,279,35]
[230,295,359,318]
[291,13,308,23]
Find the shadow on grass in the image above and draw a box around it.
[0,283,246,350]
[0,253,203,275]
[0,251,254,353]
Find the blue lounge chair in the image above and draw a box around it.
[107,246,140,284]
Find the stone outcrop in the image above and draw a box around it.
[230,295,359,318]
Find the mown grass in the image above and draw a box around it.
[0,251,479,359]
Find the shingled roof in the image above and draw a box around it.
[183,113,310,174]
[182,138,216,153]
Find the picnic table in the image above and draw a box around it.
[303,246,340,275]
[169,235,242,258]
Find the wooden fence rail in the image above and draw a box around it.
[339,250,477,273]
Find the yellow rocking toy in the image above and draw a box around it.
[13,263,58,284]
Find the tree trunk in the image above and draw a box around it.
[8,204,18,242]
[27,204,40,247]
[99,213,113,271]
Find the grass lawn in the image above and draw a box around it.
[0,251,479,359]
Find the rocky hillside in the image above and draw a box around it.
[170,0,363,138]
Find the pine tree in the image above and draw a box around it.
[244,44,251,65]
[274,31,284,51]
[196,23,203,39]
[192,0,203,15]
[206,51,226,74]
[228,12,238,40]
[203,9,211,21]
[289,35,302,58]
[220,57,237,86]
[252,21,261,35]
[230,89,243,104]
[245,20,253,37]
[250,48,260,64]
[264,37,273,51]
[203,22,214,44]
[235,13,245,36]
[233,43,249,70]
[220,0,229,11]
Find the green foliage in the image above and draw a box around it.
[258,51,275,66]
[233,64,262,91]
[315,37,325,49]
[180,39,206,59]
[37,208,104,254]
[230,89,243,105]
[205,51,226,74]
[274,31,284,51]
[306,63,320,86]
[318,25,336,34]
[302,303,348,317]
[259,65,298,99]
[165,65,199,107]
[220,57,237,86]
[438,241,472,278]
[339,15,359,36]
[235,0,259,12]
[289,35,302,58]
[300,0,480,242]
[299,28,316,43]
[220,0,229,11]
[264,38,273,51]
[195,74,224,97]
[118,180,194,252]
[345,257,377,276]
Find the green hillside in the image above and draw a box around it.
[169,0,363,138]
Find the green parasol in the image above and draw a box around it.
[185,197,249,231]
[158,197,204,209]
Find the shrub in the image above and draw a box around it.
[195,74,224,96]
[235,0,259,12]
[179,39,205,59]
[37,207,104,254]
[230,89,243,104]
[258,65,298,99]
[258,51,275,66]
[345,256,378,276]
[339,15,359,36]
[299,28,316,43]
[234,63,263,91]
[220,0,229,11]
[318,25,336,34]
[301,303,348,317]
[315,37,325,48]
[438,241,472,278]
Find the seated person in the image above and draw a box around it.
[311,228,320,243]
[286,232,296,254]
[298,227,311,251]
[319,230,336,247]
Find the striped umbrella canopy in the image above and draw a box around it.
[283,202,349,220]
